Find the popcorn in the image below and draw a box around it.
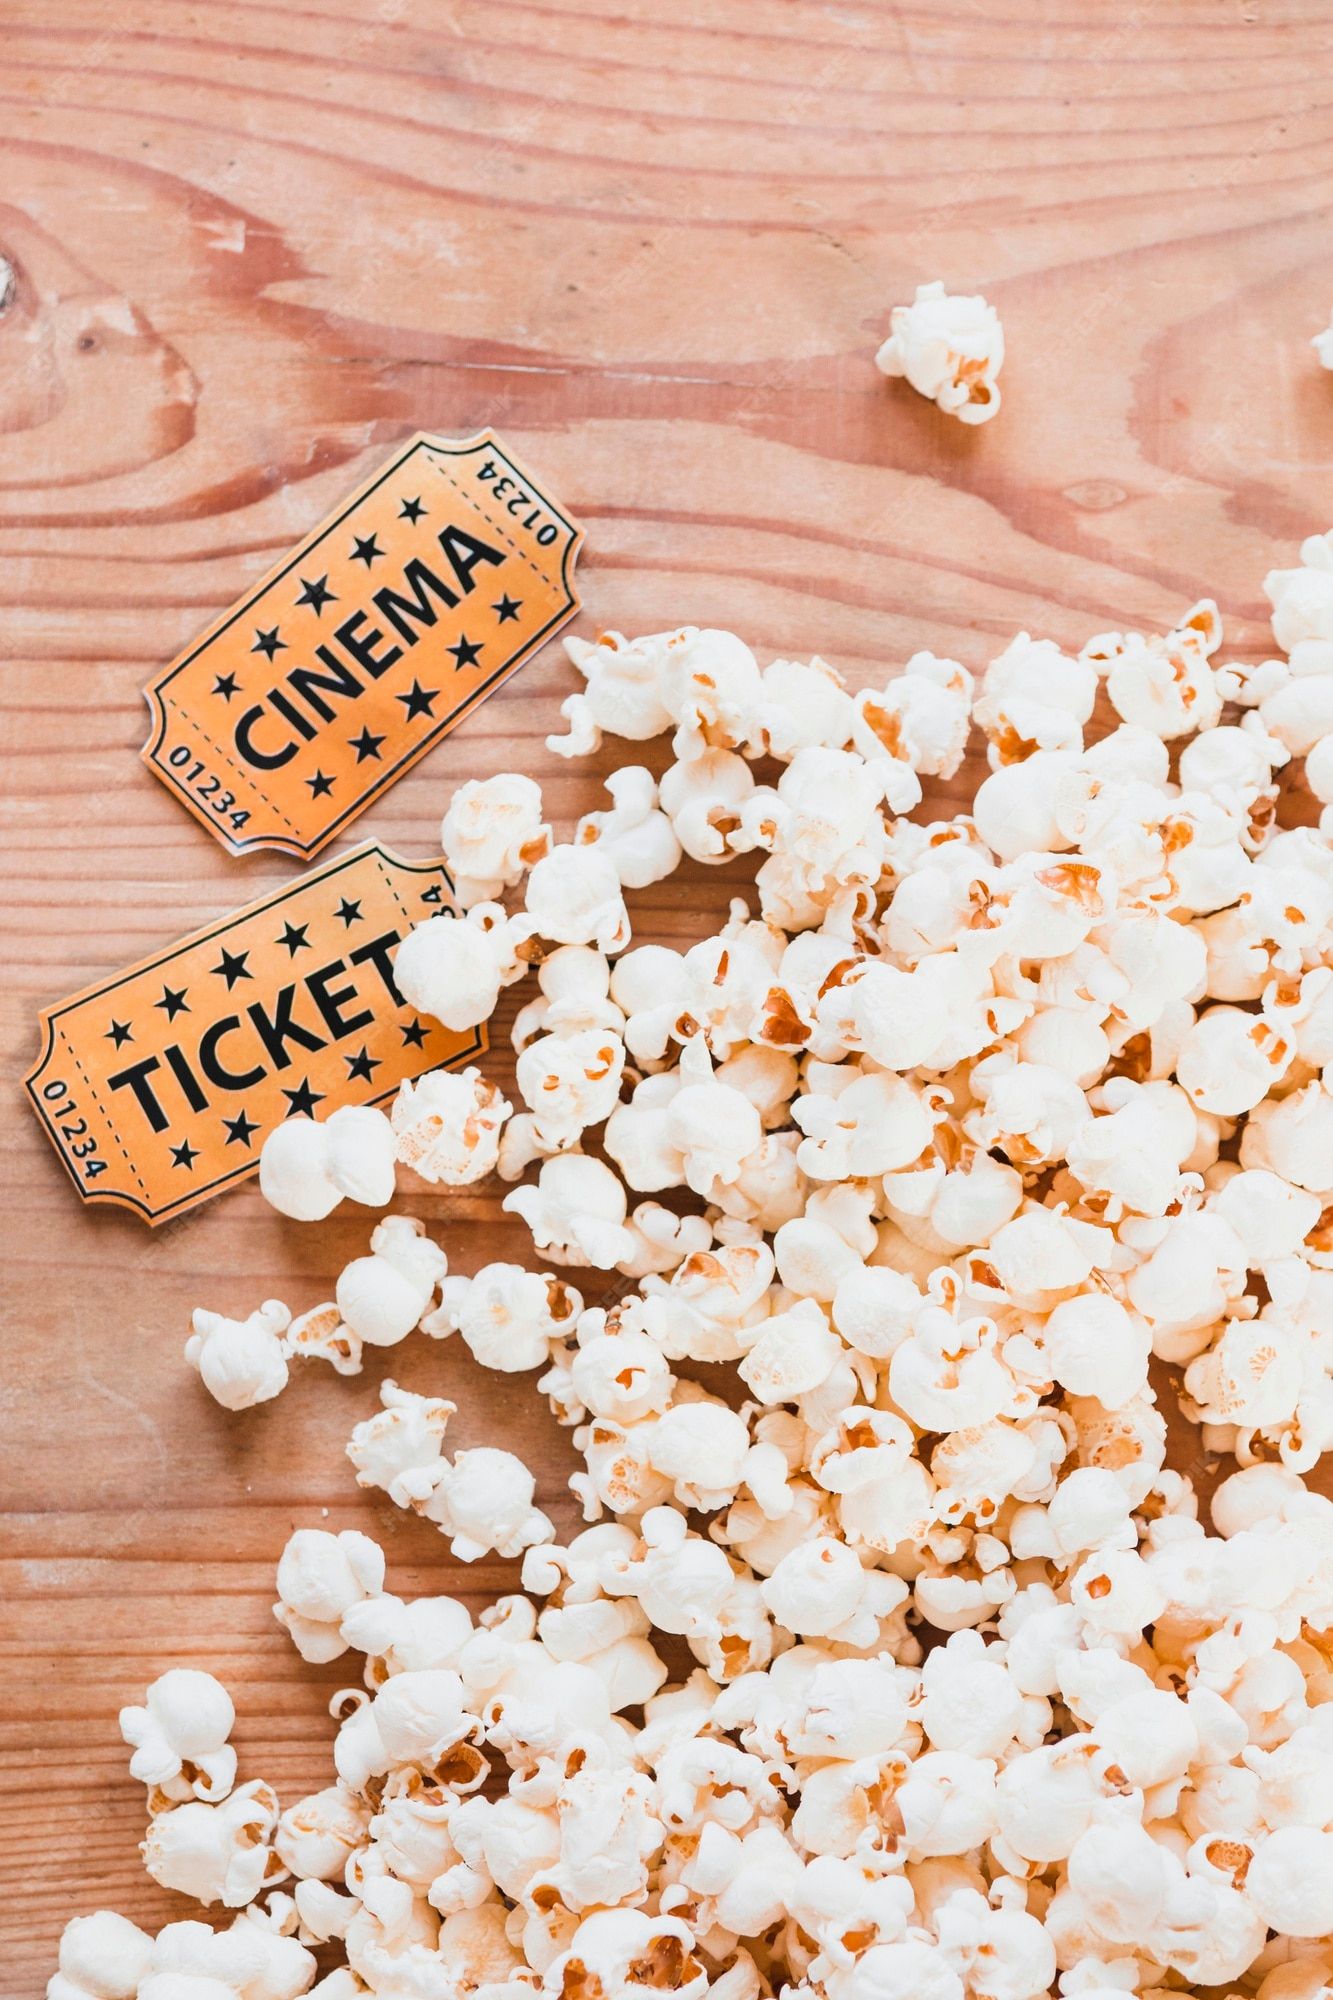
[417,1444,553,1562]
[972,750,1078,862]
[737,1299,843,1405]
[659,748,758,865]
[441,771,551,906]
[875,279,1004,424]
[1176,1003,1293,1115]
[427,1261,580,1372]
[792,1065,934,1180]
[514,1026,625,1156]
[140,1778,283,1907]
[761,1535,906,1644]
[576,766,682,888]
[512,944,624,1047]
[660,1048,764,1195]
[1241,1077,1333,1195]
[347,1380,456,1505]
[336,1667,479,1788]
[274,1784,369,1882]
[548,629,676,757]
[184,1299,291,1411]
[503,1153,638,1268]
[258,1104,396,1222]
[754,655,857,760]
[63,538,1333,2000]
[974,634,1098,766]
[1040,1293,1150,1410]
[295,1216,443,1382]
[1099,606,1226,741]
[392,1065,512,1184]
[49,1913,152,2000]
[395,903,524,1031]
[853,652,974,783]
[520,844,631,954]
[120,1669,236,1805]
[273,1527,386,1663]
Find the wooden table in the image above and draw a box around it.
[3,2,1331,1987]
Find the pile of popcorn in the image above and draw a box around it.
[54,531,1333,2000]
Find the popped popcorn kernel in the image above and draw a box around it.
[876,279,1005,425]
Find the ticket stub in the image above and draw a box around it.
[142,432,582,857]
[24,843,484,1225]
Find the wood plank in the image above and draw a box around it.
[2,0,1332,1986]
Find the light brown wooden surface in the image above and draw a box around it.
[3,0,1333,1987]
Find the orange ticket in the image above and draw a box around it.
[24,843,484,1225]
[142,432,582,858]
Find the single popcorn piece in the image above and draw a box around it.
[258,1105,396,1221]
[513,1025,625,1157]
[394,903,523,1031]
[140,1778,283,1908]
[417,1443,554,1562]
[426,1261,580,1371]
[273,1526,386,1663]
[346,1379,456,1506]
[518,842,631,954]
[48,1912,153,2000]
[575,765,682,888]
[330,1213,448,1354]
[119,1669,237,1805]
[184,1299,291,1411]
[441,771,551,906]
[512,943,624,1046]
[876,278,1004,424]
[503,1152,637,1268]
[392,1064,511,1184]
[548,628,676,757]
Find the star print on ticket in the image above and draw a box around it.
[141,432,583,858]
[23,843,485,1225]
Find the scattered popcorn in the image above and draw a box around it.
[347,1379,551,1561]
[876,278,1004,424]
[67,529,1333,2000]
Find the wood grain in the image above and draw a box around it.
[2,0,1332,1987]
